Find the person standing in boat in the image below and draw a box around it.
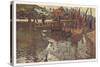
[32,7,38,23]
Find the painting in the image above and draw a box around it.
[11,1,96,66]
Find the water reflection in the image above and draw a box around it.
[17,28,95,63]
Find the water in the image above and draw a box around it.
[16,22,95,63]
